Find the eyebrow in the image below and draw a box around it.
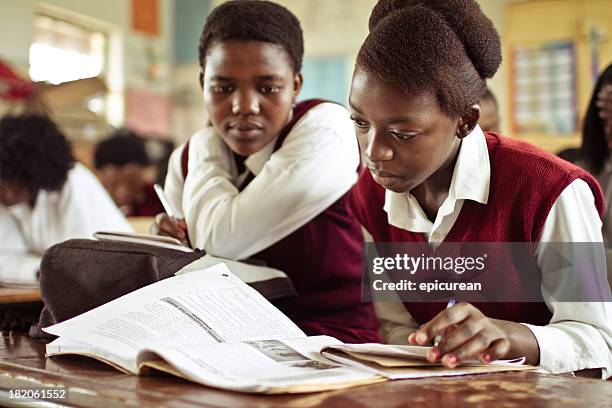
[349,101,422,124]
[382,115,421,125]
[210,75,232,81]
[257,75,284,81]
[349,101,362,114]
[209,75,285,81]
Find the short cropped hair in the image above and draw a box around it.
[198,0,304,73]
[94,129,150,169]
[357,0,502,118]
[0,114,74,192]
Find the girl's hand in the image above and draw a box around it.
[151,213,188,244]
[407,302,511,368]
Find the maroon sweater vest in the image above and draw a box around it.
[182,100,380,343]
[350,132,604,326]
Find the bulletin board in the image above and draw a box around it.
[511,41,577,135]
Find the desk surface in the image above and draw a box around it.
[0,334,609,408]
[0,288,41,305]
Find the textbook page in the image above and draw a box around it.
[47,337,136,374]
[320,344,533,380]
[176,255,298,300]
[177,254,288,282]
[327,343,429,359]
[44,264,306,372]
[139,336,383,393]
[323,343,527,366]
[320,350,533,380]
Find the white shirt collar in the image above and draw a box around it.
[243,109,296,176]
[383,125,490,234]
[243,135,278,176]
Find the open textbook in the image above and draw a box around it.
[44,263,533,394]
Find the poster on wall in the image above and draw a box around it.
[132,0,159,36]
[511,41,577,135]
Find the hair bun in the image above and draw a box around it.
[369,0,501,79]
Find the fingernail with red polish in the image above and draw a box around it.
[481,353,491,363]
[443,354,457,367]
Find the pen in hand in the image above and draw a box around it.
[433,298,456,347]
[153,183,178,219]
[153,184,188,243]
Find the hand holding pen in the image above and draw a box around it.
[151,184,189,245]
[408,301,512,368]
[433,299,455,347]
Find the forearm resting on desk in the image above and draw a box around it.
[492,319,604,378]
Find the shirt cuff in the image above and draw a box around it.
[521,323,609,379]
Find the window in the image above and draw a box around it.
[29,14,107,86]
[29,14,108,115]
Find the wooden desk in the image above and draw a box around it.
[0,334,610,407]
[0,288,41,305]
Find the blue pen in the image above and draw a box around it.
[433,298,456,347]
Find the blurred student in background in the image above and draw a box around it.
[579,64,612,242]
[478,87,500,133]
[154,0,380,343]
[0,114,131,286]
[94,129,164,217]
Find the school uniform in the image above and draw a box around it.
[350,126,612,378]
[164,101,380,343]
[0,163,133,286]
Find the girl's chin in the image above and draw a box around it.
[371,173,410,193]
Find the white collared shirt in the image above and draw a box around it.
[0,163,132,286]
[165,102,360,260]
[375,126,612,378]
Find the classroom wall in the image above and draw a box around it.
[0,0,510,143]
[173,0,211,63]
[170,0,210,142]
[503,0,612,152]
[0,0,174,128]
[477,0,511,137]
[6,0,603,153]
